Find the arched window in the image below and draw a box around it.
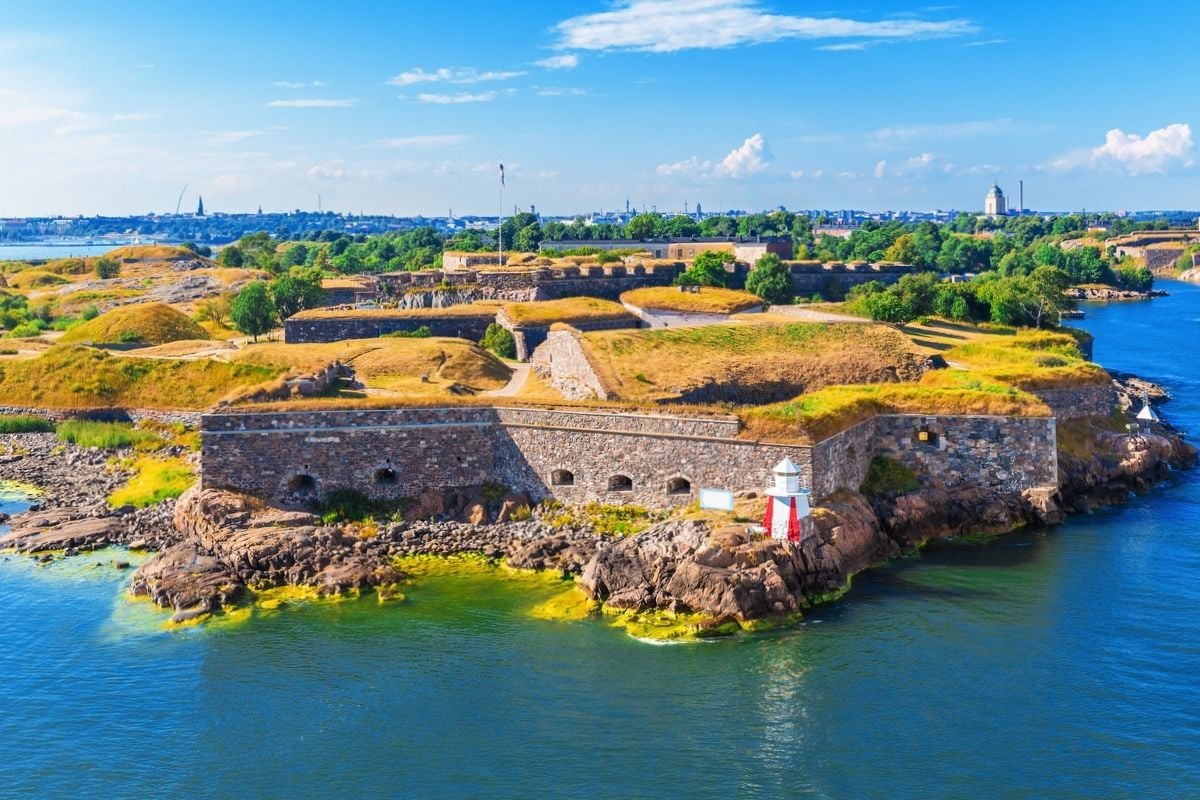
[607,475,633,492]
[551,469,575,486]
[374,467,398,485]
[666,477,691,495]
[288,474,316,493]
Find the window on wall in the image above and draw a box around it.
[666,477,691,495]
[607,475,633,492]
[374,467,398,484]
[917,428,940,447]
[551,469,575,486]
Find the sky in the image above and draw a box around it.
[2,0,1199,217]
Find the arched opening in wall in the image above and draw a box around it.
[287,474,317,494]
[551,469,575,486]
[666,477,692,495]
[374,467,398,485]
[607,475,633,492]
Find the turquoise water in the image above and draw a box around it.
[2,288,1200,798]
[0,243,126,261]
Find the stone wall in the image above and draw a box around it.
[284,310,497,344]
[1032,384,1114,420]
[785,261,915,298]
[497,312,640,362]
[199,405,1059,510]
[529,329,610,400]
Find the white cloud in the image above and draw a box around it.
[206,130,268,144]
[534,54,580,69]
[817,42,874,51]
[873,152,942,178]
[417,91,507,104]
[872,119,1013,142]
[537,170,560,179]
[713,133,772,177]
[554,0,977,53]
[267,98,355,108]
[536,87,589,96]
[1090,123,1193,175]
[656,133,772,179]
[963,38,1009,47]
[376,134,470,147]
[873,160,888,178]
[387,67,526,86]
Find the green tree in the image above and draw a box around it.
[481,322,516,359]
[269,273,325,319]
[94,257,120,279]
[744,253,794,305]
[229,281,277,342]
[676,250,732,287]
[883,233,919,265]
[664,214,700,238]
[625,213,662,240]
[218,245,245,267]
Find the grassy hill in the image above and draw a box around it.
[580,321,931,404]
[620,287,762,315]
[60,303,210,345]
[502,297,634,326]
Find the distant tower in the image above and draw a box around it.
[1019,180,1024,215]
[196,196,205,216]
[257,205,263,216]
[984,184,1007,217]
[695,202,702,217]
[762,458,811,543]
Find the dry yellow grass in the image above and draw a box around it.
[581,322,930,404]
[233,337,512,395]
[8,270,71,289]
[620,287,762,315]
[60,303,210,345]
[501,297,634,327]
[105,244,200,261]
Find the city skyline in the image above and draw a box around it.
[2,1,1198,217]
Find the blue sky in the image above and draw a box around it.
[2,0,1199,216]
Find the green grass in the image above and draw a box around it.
[56,420,162,450]
[107,455,195,508]
[860,456,920,496]
[0,414,54,434]
[542,501,660,537]
[60,303,210,346]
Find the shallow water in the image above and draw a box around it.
[1,286,1199,798]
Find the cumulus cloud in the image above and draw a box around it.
[1091,123,1194,175]
[387,67,526,86]
[376,134,470,147]
[267,98,354,108]
[554,0,976,53]
[534,54,580,69]
[656,134,772,179]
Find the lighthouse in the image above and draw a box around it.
[762,458,811,543]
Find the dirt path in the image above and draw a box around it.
[484,363,531,397]
[770,306,870,324]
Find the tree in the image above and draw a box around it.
[229,281,277,341]
[744,253,794,305]
[883,233,919,265]
[676,250,732,287]
[664,214,700,238]
[218,245,245,267]
[94,257,120,280]
[481,322,516,359]
[270,273,325,319]
[624,213,661,240]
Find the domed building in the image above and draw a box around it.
[984,183,1007,217]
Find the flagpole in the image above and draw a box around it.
[498,162,504,267]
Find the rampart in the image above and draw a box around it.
[1030,384,1115,421]
[284,309,498,344]
[199,405,1058,509]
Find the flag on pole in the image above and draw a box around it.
[499,163,505,187]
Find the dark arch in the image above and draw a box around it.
[666,476,692,495]
[551,469,575,486]
[607,474,633,492]
[287,474,316,493]
[374,467,398,485]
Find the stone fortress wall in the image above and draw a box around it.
[199,403,1063,510]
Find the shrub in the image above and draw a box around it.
[381,325,432,338]
[81,305,100,321]
[56,420,161,450]
[0,415,54,434]
[108,456,195,508]
[745,253,795,305]
[94,257,120,280]
[481,322,516,359]
[860,456,920,496]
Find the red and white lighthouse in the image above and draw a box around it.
[762,458,811,543]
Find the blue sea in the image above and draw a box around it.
[0,283,1198,799]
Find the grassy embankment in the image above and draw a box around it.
[740,329,1101,443]
[60,303,210,345]
[619,286,762,315]
[501,297,633,326]
[580,321,930,404]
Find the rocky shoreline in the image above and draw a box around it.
[1066,286,1168,301]
[0,382,1195,633]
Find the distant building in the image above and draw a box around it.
[539,236,792,266]
[984,184,1007,217]
[196,196,205,217]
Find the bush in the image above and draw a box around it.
[0,415,54,434]
[481,322,516,359]
[81,305,100,321]
[94,257,120,280]
[381,325,432,339]
[745,253,795,305]
[107,456,195,508]
[56,420,161,450]
[860,456,920,496]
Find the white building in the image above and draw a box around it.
[984,184,1007,217]
[762,458,811,543]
